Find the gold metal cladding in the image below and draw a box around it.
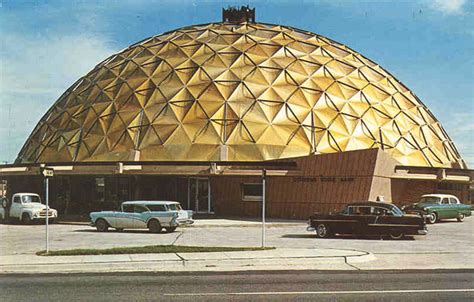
[16,22,464,168]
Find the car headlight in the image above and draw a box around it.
[422,207,427,211]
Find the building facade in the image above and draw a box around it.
[1,7,472,218]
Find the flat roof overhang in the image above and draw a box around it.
[393,165,473,183]
[0,160,300,177]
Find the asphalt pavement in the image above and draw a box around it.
[2,217,473,256]
[1,270,473,301]
[1,217,473,273]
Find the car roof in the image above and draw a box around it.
[421,194,457,199]
[14,193,40,196]
[122,201,180,205]
[347,201,396,209]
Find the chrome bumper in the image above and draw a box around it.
[307,226,315,232]
[417,229,428,235]
[178,219,194,225]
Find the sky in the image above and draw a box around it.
[0,0,473,166]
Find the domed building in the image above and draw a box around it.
[1,7,472,217]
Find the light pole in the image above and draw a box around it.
[262,169,266,248]
[41,167,54,253]
[45,176,49,253]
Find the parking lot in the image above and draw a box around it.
[1,216,473,257]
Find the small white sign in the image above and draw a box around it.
[42,168,54,177]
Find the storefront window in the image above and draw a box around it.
[241,183,263,201]
[95,178,105,202]
[117,177,130,201]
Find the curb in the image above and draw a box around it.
[0,248,374,274]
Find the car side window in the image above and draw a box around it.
[13,196,21,204]
[147,205,166,212]
[441,198,449,205]
[349,206,371,215]
[122,204,133,212]
[134,205,148,213]
[449,198,458,204]
[373,207,388,216]
[359,207,371,215]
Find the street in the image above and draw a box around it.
[1,270,473,301]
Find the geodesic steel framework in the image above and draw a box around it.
[16,22,464,168]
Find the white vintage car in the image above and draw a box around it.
[1,193,58,223]
[89,201,194,233]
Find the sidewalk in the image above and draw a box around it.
[1,248,472,274]
[0,248,373,274]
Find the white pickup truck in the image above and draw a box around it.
[0,193,58,223]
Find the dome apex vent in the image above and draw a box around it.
[222,5,255,23]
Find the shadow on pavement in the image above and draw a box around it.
[281,233,416,241]
[73,229,180,235]
[281,234,315,239]
[434,220,464,224]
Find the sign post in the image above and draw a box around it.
[262,169,266,248]
[41,167,54,253]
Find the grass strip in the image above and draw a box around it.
[37,245,274,256]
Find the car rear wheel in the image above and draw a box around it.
[457,213,465,222]
[95,219,109,232]
[165,227,177,233]
[389,230,404,240]
[428,212,437,224]
[316,224,330,238]
[148,219,162,233]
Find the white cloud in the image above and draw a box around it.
[0,33,116,95]
[428,0,467,15]
[0,33,117,162]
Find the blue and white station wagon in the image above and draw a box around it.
[90,201,193,233]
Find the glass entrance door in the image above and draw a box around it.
[188,178,213,213]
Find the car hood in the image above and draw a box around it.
[90,211,116,216]
[23,203,46,210]
[411,202,440,209]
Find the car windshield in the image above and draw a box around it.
[340,207,349,215]
[388,205,404,217]
[21,195,41,204]
[419,197,440,204]
[167,204,182,211]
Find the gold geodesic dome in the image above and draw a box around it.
[17,22,464,168]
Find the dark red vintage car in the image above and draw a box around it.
[307,202,427,240]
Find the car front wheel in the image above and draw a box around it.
[22,213,33,224]
[95,219,109,232]
[389,230,404,240]
[316,224,330,238]
[148,219,162,233]
[428,212,437,224]
[457,213,465,222]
